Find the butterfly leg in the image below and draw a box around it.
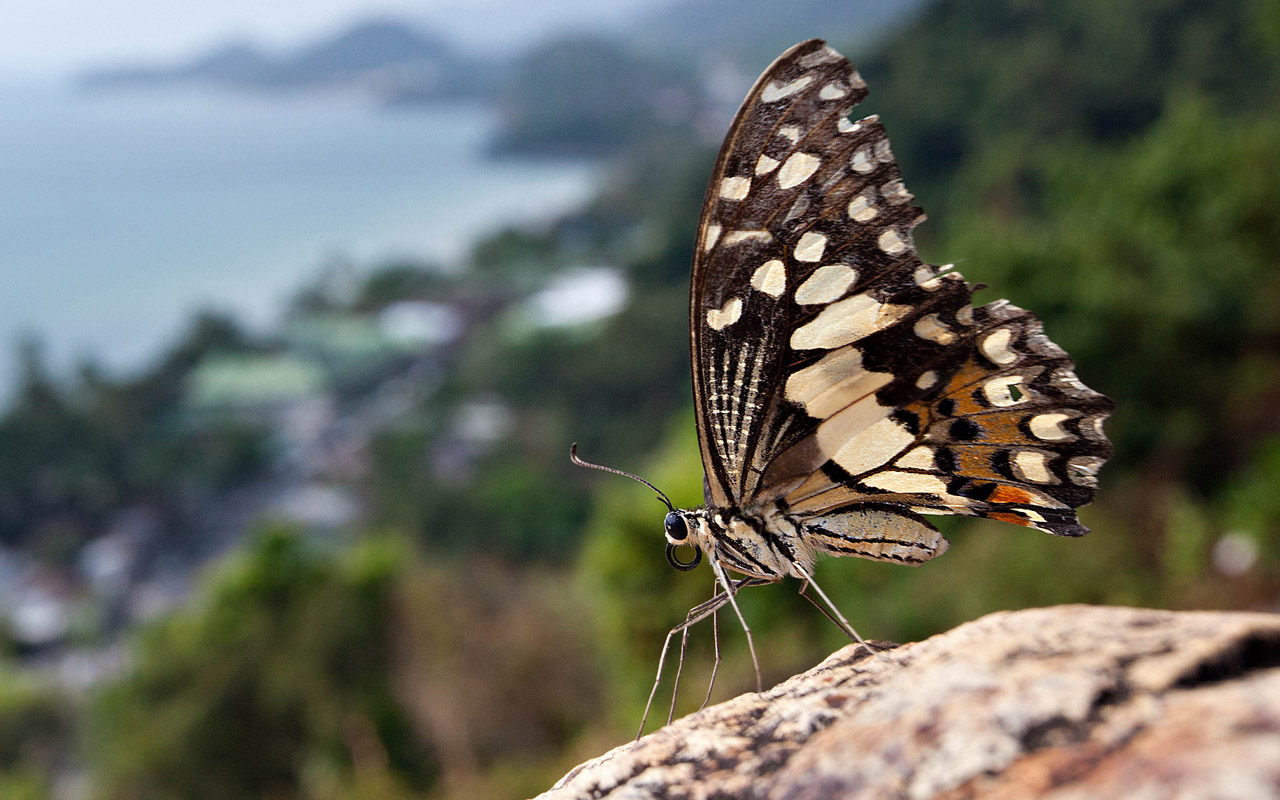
[792,562,874,649]
[638,576,767,739]
[698,590,720,712]
[709,557,763,692]
[668,621,692,725]
[670,576,718,724]
[695,575,770,713]
[796,578,863,644]
[638,586,734,739]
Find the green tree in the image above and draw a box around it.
[91,528,432,800]
[0,671,73,800]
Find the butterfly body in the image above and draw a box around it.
[668,498,954,579]
[666,505,807,581]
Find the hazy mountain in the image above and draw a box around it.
[180,42,276,83]
[272,21,450,84]
[73,3,928,152]
[78,19,493,102]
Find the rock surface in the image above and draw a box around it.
[538,605,1280,799]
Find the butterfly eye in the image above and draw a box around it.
[663,511,688,542]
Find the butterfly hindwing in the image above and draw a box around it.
[800,505,949,566]
[777,299,1113,542]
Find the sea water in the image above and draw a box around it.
[0,80,598,397]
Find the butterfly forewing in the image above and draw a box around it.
[691,39,1111,554]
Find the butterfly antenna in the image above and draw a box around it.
[569,443,676,513]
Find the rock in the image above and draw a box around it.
[537,605,1280,799]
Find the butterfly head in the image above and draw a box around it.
[569,444,707,571]
[663,509,703,571]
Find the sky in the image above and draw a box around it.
[0,0,663,78]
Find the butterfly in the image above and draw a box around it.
[574,38,1112,733]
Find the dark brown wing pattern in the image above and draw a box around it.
[690,39,1111,551]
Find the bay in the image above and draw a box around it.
[0,81,598,396]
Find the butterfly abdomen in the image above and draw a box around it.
[697,496,954,578]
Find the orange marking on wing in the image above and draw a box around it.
[988,486,1036,505]
[938,359,992,394]
[986,511,1032,526]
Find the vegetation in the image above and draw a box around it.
[0,316,269,555]
[91,529,432,800]
[1,0,1278,796]
[491,37,698,156]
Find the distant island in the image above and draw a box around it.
[74,16,707,157]
[77,19,498,105]
[74,2,925,157]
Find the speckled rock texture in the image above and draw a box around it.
[538,605,1280,800]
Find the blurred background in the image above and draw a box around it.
[0,0,1278,797]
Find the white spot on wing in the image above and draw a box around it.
[721,230,772,246]
[703,223,722,252]
[794,264,857,305]
[920,271,963,292]
[793,231,828,263]
[847,190,878,222]
[1055,368,1090,392]
[826,413,916,476]
[850,145,874,173]
[981,328,1018,365]
[913,314,956,345]
[916,370,938,390]
[778,125,802,144]
[719,176,751,201]
[819,82,848,100]
[837,117,859,133]
[785,346,893,419]
[1067,456,1102,487]
[1014,451,1055,484]
[896,446,936,471]
[863,471,948,495]
[755,154,780,175]
[1030,413,1072,441]
[878,229,908,255]
[791,292,911,350]
[984,375,1027,407]
[761,75,814,102]
[751,260,787,297]
[797,45,841,68]
[881,178,912,204]
[778,152,821,189]
[706,297,743,330]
